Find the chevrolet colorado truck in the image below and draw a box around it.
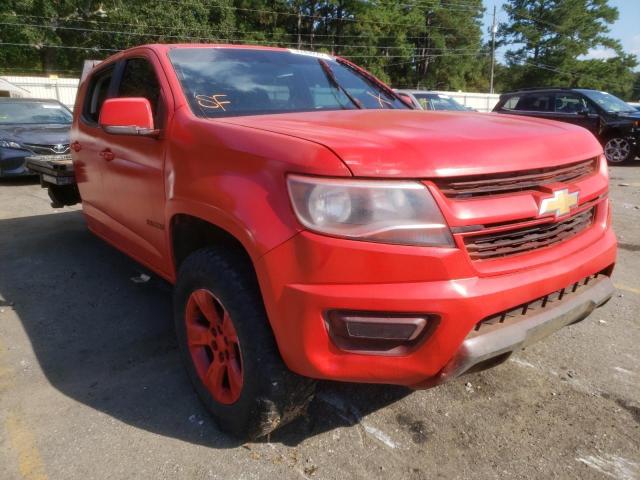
[31,44,616,439]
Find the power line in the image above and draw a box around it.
[0,12,466,38]
[2,0,484,31]
[519,60,632,91]
[0,67,81,74]
[0,42,120,52]
[159,0,484,25]
[395,0,483,12]
[346,51,482,59]
[384,51,489,67]
[507,9,564,32]
[0,41,483,61]
[0,21,481,52]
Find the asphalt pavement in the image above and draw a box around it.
[0,165,638,480]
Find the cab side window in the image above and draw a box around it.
[83,66,114,124]
[117,58,161,119]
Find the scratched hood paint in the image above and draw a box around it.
[220,110,603,178]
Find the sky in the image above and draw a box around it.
[482,0,640,65]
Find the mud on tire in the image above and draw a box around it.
[174,247,316,440]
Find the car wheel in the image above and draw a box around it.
[174,246,315,440]
[604,136,633,164]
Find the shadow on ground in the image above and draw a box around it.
[0,210,409,448]
[0,176,40,186]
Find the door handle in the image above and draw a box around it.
[71,141,82,152]
[99,149,115,161]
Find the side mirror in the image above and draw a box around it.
[578,108,590,116]
[397,93,416,108]
[99,98,159,137]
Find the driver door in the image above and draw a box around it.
[548,92,600,135]
[99,54,171,275]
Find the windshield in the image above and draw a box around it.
[413,93,467,111]
[169,48,408,118]
[581,90,635,113]
[0,102,72,125]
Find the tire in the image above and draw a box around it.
[174,246,315,440]
[603,135,633,164]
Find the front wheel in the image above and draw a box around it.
[604,136,633,164]
[174,247,315,439]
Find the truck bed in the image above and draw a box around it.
[26,154,80,207]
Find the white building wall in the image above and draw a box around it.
[0,76,80,110]
[433,91,501,112]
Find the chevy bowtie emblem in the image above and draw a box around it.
[539,189,579,217]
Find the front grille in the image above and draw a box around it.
[470,271,608,337]
[464,208,594,260]
[435,158,598,198]
[22,143,70,155]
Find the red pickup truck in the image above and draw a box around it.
[32,44,616,439]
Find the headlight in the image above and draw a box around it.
[287,175,454,247]
[0,140,22,149]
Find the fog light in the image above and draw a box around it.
[326,310,439,355]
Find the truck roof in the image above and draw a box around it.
[95,44,339,68]
[116,43,316,55]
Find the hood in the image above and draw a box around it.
[220,110,603,178]
[611,110,640,121]
[0,124,71,146]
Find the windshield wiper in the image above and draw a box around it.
[318,59,362,109]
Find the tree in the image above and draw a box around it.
[0,0,236,74]
[498,0,638,99]
[0,0,488,92]
[407,0,486,91]
[632,72,640,102]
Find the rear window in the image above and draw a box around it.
[168,48,408,118]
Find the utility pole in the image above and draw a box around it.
[490,5,497,94]
[297,4,302,49]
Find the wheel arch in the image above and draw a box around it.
[602,127,627,141]
[170,213,256,277]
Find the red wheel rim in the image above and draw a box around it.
[185,289,243,405]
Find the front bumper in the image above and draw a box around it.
[0,149,34,177]
[256,219,617,387]
[419,274,614,387]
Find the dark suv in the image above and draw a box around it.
[493,88,640,164]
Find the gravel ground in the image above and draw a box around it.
[0,166,638,480]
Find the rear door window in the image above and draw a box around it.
[515,93,554,112]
